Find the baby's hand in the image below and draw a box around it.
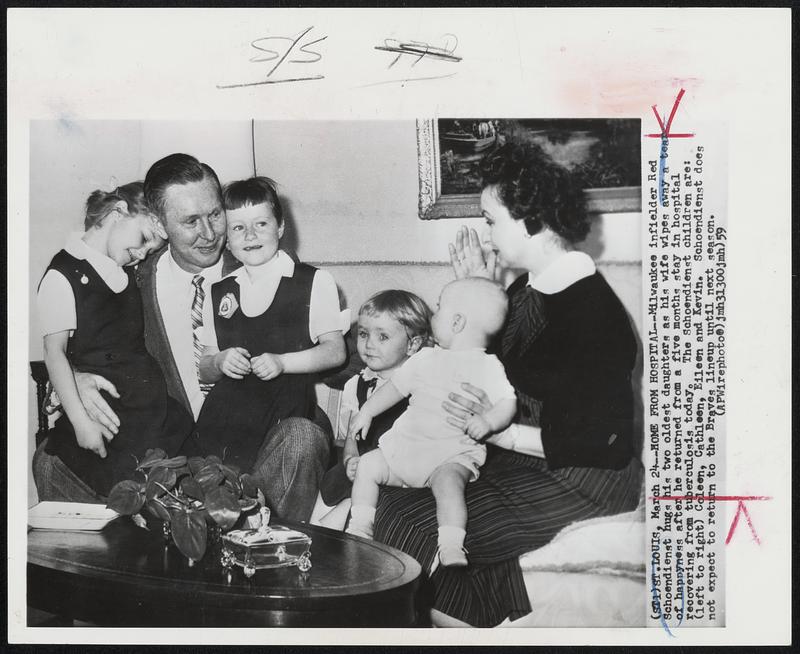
[349,411,373,441]
[216,347,251,379]
[250,353,284,381]
[345,456,360,481]
[465,414,492,441]
[74,417,111,458]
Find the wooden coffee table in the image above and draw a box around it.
[28,518,421,627]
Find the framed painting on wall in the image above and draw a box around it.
[416,118,642,220]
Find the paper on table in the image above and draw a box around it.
[28,501,120,531]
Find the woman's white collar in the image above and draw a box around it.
[528,251,596,294]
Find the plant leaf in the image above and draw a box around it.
[146,466,177,501]
[240,473,259,498]
[107,479,145,515]
[169,509,207,562]
[195,464,224,492]
[130,513,149,530]
[206,455,224,466]
[180,477,205,502]
[187,457,206,474]
[204,486,241,530]
[151,455,188,469]
[145,499,171,522]
[238,497,258,512]
[173,465,191,482]
[137,448,167,470]
[219,464,242,496]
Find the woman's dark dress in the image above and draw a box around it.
[192,264,318,473]
[374,272,643,626]
[319,373,409,505]
[42,251,193,497]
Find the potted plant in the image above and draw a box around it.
[107,448,263,564]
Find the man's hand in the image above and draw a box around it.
[74,371,121,436]
[215,347,251,379]
[250,353,284,381]
[345,456,360,481]
[74,416,112,458]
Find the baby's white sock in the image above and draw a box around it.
[437,525,466,549]
[346,505,376,539]
[436,526,468,568]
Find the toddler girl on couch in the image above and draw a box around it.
[311,289,432,529]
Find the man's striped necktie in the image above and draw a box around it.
[191,275,214,395]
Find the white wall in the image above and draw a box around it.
[29,120,143,358]
[253,120,472,263]
[252,120,641,266]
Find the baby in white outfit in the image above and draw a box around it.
[347,277,517,568]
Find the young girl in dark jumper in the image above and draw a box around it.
[35,182,193,500]
[193,177,347,477]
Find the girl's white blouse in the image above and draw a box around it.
[199,250,349,348]
[37,233,129,337]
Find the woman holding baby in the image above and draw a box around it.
[373,140,643,627]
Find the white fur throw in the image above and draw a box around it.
[519,508,645,578]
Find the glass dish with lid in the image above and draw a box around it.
[220,507,312,577]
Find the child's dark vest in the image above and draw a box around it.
[193,264,318,471]
[42,250,191,496]
[355,375,409,454]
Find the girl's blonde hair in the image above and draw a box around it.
[84,181,150,230]
[359,290,433,346]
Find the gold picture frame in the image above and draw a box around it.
[416,119,642,220]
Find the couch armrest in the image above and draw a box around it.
[315,383,345,443]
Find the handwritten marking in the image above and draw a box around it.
[356,73,458,89]
[649,536,677,637]
[651,495,772,501]
[646,88,694,138]
[217,75,324,89]
[651,495,772,544]
[646,89,694,206]
[725,499,762,545]
[375,37,462,65]
[217,26,326,90]
[371,34,460,86]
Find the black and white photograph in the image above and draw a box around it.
[25,118,645,629]
[8,7,791,647]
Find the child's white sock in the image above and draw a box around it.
[436,526,468,568]
[346,505,376,539]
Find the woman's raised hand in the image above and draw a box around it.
[442,382,493,433]
[448,226,498,281]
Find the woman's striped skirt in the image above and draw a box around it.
[374,446,643,627]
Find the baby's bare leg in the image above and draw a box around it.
[430,463,472,529]
[347,449,401,539]
[429,463,473,568]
